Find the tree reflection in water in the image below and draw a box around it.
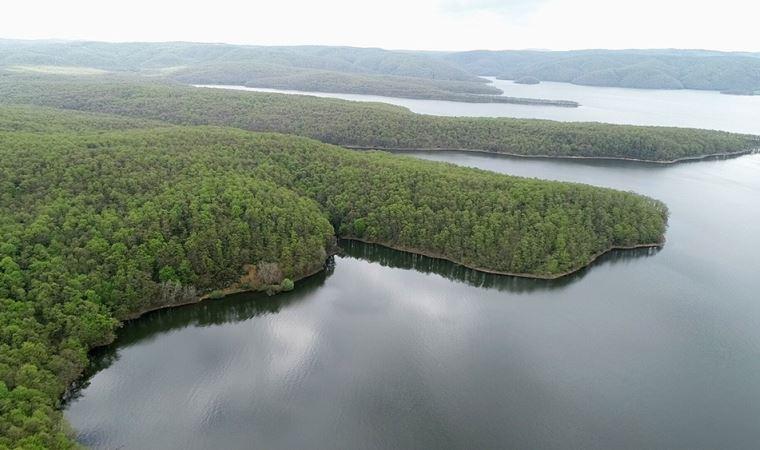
[338,239,660,294]
[65,240,658,403]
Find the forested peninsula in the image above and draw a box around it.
[3,41,759,98]
[0,40,578,106]
[180,66,579,106]
[0,75,756,162]
[0,104,672,447]
[0,39,760,99]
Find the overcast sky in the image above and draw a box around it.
[2,0,758,52]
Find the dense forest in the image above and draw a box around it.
[1,40,543,104]
[180,64,577,105]
[0,41,479,81]
[442,49,760,92]
[0,105,670,447]
[0,74,755,162]
[174,60,501,93]
[514,76,541,85]
[2,41,758,96]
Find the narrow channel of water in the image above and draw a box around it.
[196,79,760,134]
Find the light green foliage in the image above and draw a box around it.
[0,76,754,161]
[280,279,295,292]
[0,104,670,447]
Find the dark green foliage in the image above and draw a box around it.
[0,106,669,447]
[0,117,331,448]
[0,76,754,162]
[258,132,669,274]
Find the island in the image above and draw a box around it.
[515,76,541,85]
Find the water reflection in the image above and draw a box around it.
[339,239,660,293]
[390,149,759,174]
[66,259,335,402]
[64,153,760,450]
[67,240,660,406]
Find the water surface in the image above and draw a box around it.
[197,78,760,134]
[66,153,760,450]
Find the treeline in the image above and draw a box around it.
[0,40,522,104]
[442,49,760,92]
[0,41,479,81]
[174,63,577,106]
[0,40,582,106]
[172,61,506,101]
[0,75,754,162]
[4,41,760,95]
[0,105,670,447]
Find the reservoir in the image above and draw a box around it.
[65,150,760,449]
[196,78,760,134]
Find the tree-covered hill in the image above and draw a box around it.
[174,62,577,105]
[0,105,669,447]
[1,40,544,104]
[0,75,755,162]
[0,40,584,105]
[442,49,760,93]
[0,104,168,132]
[0,40,478,80]
[4,41,759,95]
[171,60,500,93]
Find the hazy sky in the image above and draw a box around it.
[2,0,758,52]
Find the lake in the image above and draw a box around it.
[196,78,760,134]
[65,148,760,449]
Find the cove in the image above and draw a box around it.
[65,153,760,450]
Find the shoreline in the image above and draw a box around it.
[62,257,332,403]
[120,256,333,322]
[97,231,666,327]
[63,237,662,403]
[193,84,579,107]
[345,145,759,165]
[115,234,666,323]
[341,237,664,280]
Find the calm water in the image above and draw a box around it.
[65,151,760,449]
[196,78,760,134]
